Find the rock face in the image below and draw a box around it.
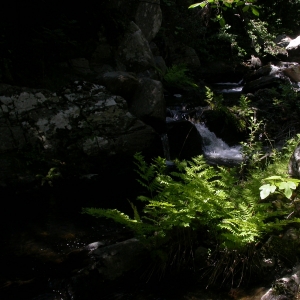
[288,143,300,178]
[135,0,162,42]
[129,77,166,132]
[0,81,157,186]
[261,265,300,300]
[117,21,156,73]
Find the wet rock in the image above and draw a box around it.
[243,74,287,93]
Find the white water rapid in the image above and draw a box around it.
[193,122,243,164]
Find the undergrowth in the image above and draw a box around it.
[83,132,300,286]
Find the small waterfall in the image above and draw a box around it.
[161,133,171,161]
[193,123,243,164]
[214,79,244,94]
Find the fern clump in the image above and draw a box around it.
[163,64,198,89]
[83,151,300,250]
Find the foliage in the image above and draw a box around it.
[36,167,62,187]
[189,0,260,27]
[163,64,198,89]
[205,87,255,132]
[83,146,300,251]
[260,176,300,200]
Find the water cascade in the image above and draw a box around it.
[214,79,244,93]
[166,103,243,165]
[193,122,243,165]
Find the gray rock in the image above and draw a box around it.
[102,71,139,99]
[88,238,148,280]
[130,77,165,129]
[288,143,300,178]
[275,34,292,48]
[0,81,157,185]
[135,0,162,42]
[283,64,300,82]
[261,265,300,300]
[117,22,156,73]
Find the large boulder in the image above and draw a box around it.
[135,0,162,42]
[0,81,157,186]
[102,71,139,99]
[116,21,156,73]
[129,77,166,132]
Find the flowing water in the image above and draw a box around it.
[194,122,243,165]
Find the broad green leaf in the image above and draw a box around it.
[264,176,282,181]
[278,182,296,199]
[259,184,276,199]
[251,6,259,16]
[219,17,226,27]
[236,1,245,6]
[242,5,249,12]
[223,2,232,7]
[286,178,300,184]
[278,181,296,190]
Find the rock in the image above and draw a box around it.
[117,21,156,73]
[150,42,160,56]
[69,58,91,75]
[250,55,262,69]
[243,61,300,93]
[288,143,300,178]
[243,74,287,93]
[275,34,292,48]
[261,265,300,300]
[0,81,157,186]
[283,64,300,82]
[129,77,166,132]
[135,0,162,42]
[88,238,148,280]
[102,71,139,99]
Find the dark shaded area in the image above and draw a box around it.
[167,120,203,160]
[0,2,130,88]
